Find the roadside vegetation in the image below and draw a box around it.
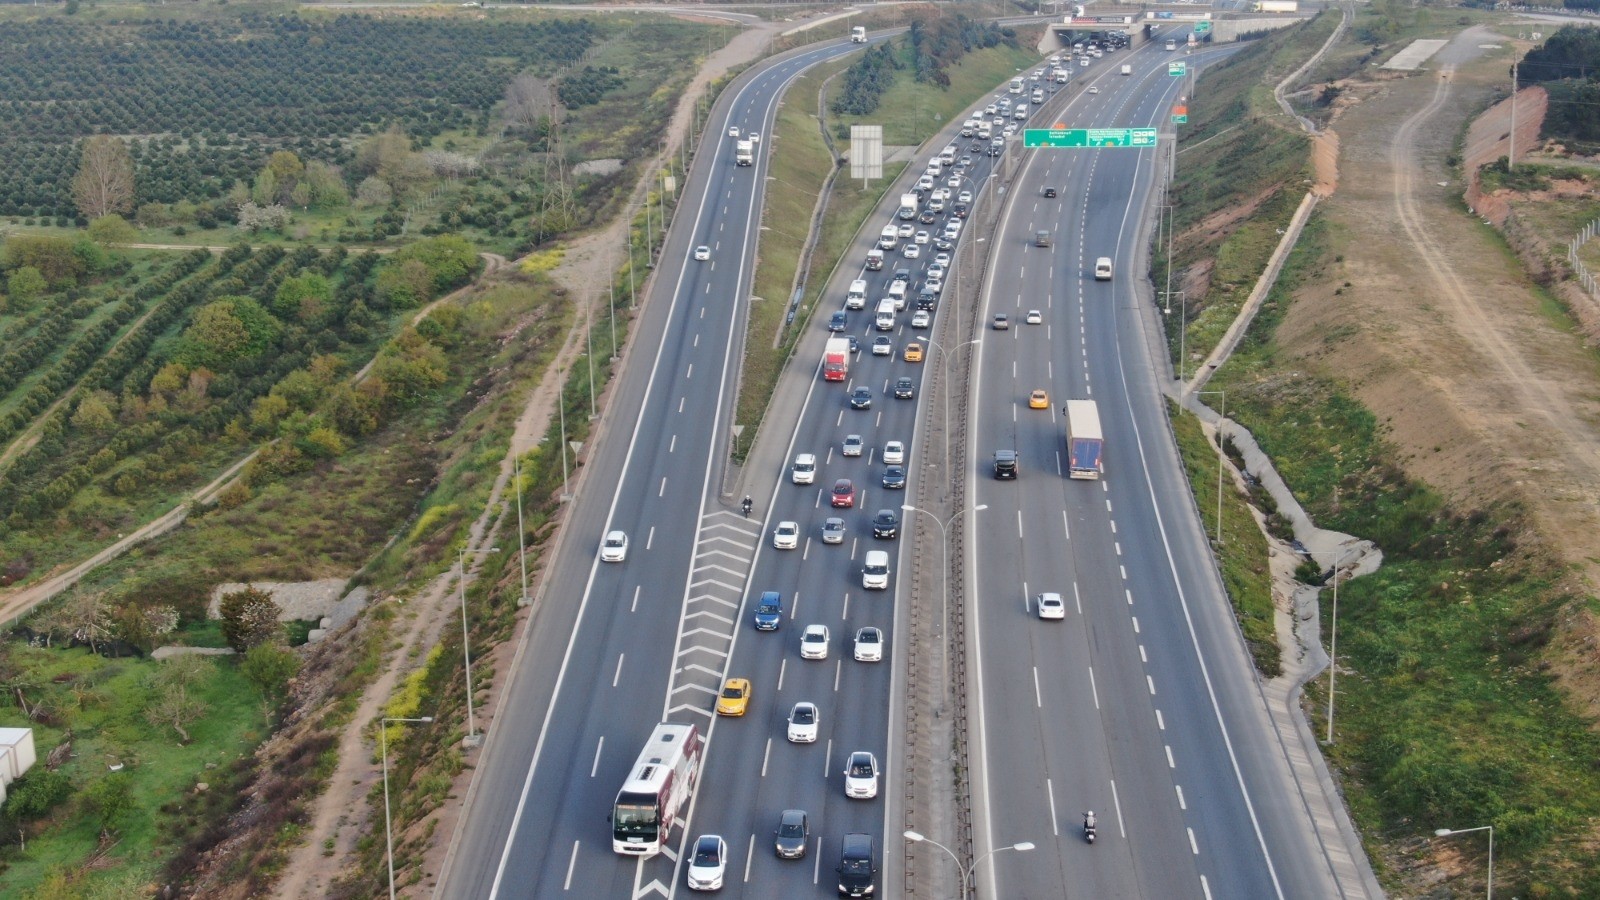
[0,3,711,895]
[1167,15,1600,894]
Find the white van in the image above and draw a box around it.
[862,551,890,590]
[886,280,907,309]
[875,299,897,331]
[1009,77,1024,94]
[940,145,958,165]
[865,248,885,271]
[878,225,899,250]
[847,279,868,310]
[792,453,817,485]
[1094,257,1113,281]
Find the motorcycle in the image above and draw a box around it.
[1083,812,1097,844]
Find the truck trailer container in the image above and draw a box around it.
[1066,400,1103,479]
[897,193,919,220]
[850,25,867,42]
[735,140,754,166]
[823,337,851,382]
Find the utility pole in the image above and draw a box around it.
[1509,59,1518,171]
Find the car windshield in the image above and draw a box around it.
[721,685,742,699]
[793,707,815,723]
[779,820,804,837]
[850,757,873,776]
[860,631,879,643]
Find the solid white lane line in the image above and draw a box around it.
[777,658,787,692]
[669,435,677,453]
[658,478,667,497]
[646,527,656,550]
[1166,745,1177,768]
[590,738,604,777]
[1088,666,1100,709]
[612,655,624,688]
[562,841,580,891]
[630,586,641,613]
[1148,675,1157,696]
[745,834,756,881]
[823,739,832,778]
[1176,784,1187,809]
[1047,777,1060,835]
[1033,667,1042,707]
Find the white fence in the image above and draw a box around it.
[1570,216,1600,300]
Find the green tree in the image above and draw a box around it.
[218,586,283,652]
[86,214,137,247]
[387,234,478,293]
[3,769,74,821]
[273,272,333,322]
[3,234,85,287]
[6,266,47,304]
[174,297,281,370]
[71,135,135,220]
[241,642,302,711]
[70,392,116,434]
[83,775,134,836]
[375,258,434,308]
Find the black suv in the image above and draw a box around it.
[850,387,873,410]
[894,377,915,399]
[892,268,912,284]
[1043,186,1057,198]
[871,509,899,539]
[828,311,848,332]
[837,833,878,897]
[994,449,1019,480]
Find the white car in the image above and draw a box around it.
[871,336,893,356]
[728,126,740,137]
[910,310,931,329]
[844,751,880,799]
[600,530,629,562]
[687,834,727,891]
[843,434,864,456]
[897,223,915,239]
[1003,124,1018,137]
[914,230,930,245]
[1037,592,1066,620]
[694,245,711,261]
[944,220,962,239]
[787,701,819,743]
[853,626,884,662]
[925,277,943,295]
[957,191,972,204]
[1088,85,1100,94]
[984,103,998,114]
[1026,309,1043,324]
[882,440,905,465]
[800,624,830,660]
[773,521,800,550]
[749,132,760,143]
[934,252,952,268]
[903,244,920,259]
[946,174,963,188]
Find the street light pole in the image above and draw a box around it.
[902,503,987,706]
[1196,389,1224,544]
[382,715,433,900]
[458,547,500,747]
[1161,290,1186,381]
[512,455,529,607]
[1434,825,1494,899]
[1322,544,1354,744]
[904,830,1035,900]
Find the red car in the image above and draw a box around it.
[831,478,856,508]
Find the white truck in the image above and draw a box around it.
[735,139,754,166]
[1121,64,1132,76]
[898,193,919,221]
[1254,0,1298,10]
[851,25,867,42]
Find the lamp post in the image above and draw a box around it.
[920,336,982,476]
[381,715,433,900]
[1160,290,1186,381]
[512,456,529,607]
[458,547,500,747]
[1196,389,1224,544]
[1434,825,1494,899]
[903,830,1035,900]
[902,503,987,703]
[1320,544,1354,745]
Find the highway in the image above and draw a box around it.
[434,35,893,900]
[964,35,1342,900]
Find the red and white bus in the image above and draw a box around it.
[612,723,703,856]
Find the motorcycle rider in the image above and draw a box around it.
[1083,810,1097,837]
[741,495,753,517]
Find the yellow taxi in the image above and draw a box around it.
[715,677,752,716]
[1028,389,1050,409]
[903,341,925,363]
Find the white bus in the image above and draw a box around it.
[612,723,703,856]
[1009,77,1025,94]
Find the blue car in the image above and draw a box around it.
[753,591,784,631]
[828,311,848,332]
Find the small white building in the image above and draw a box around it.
[0,728,38,804]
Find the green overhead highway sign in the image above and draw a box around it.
[1168,62,1188,76]
[1171,114,1188,124]
[1023,127,1159,148]
[1194,20,1212,33]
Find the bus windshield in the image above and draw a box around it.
[613,797,659,837]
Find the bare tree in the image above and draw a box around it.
[145,682,206,744]
[503,73,554,133]
[71,136,135,220]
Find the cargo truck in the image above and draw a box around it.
[1066,400,1103,479]
[1121,64,1132,75]
[851,25,867,42]
[823,338,851,381]
[898,193,919,220]
[735,140,754,166]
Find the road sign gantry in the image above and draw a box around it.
[1022,127,1159,148]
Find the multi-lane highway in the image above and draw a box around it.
[438,20,1353,900]
[434,34,898,900]
[964,36,1342,899]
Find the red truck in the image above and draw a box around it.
[823,337,850,382]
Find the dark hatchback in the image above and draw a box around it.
[871,509,899,539]
[753,591,783,630]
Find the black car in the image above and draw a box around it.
[881,465,906,490]
[993,449,1019,480]
[934,237,955,252]
[892,268,912,284]
[828,311,848,332]
[952,204,969,219]
[850,387,873,410]
[894,377,915,399]
[871,509,899,539]
[847,335,861,354]
[918,210,937,224]
[1043,186,1057,198]
[988,146,1002,157]
[775,809,809,859]
[837,833,878,898]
